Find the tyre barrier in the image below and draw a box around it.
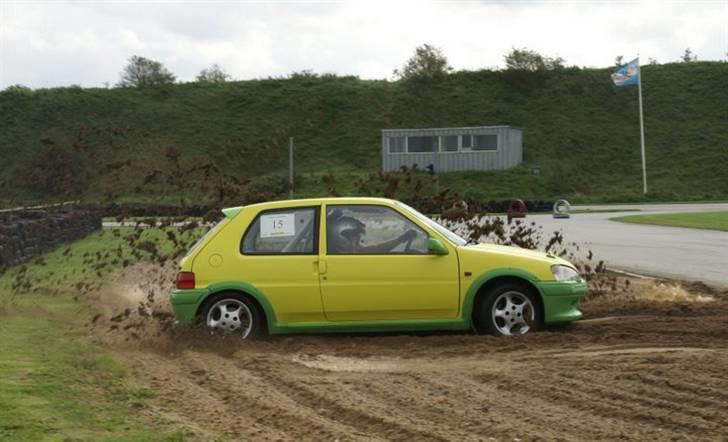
[553,200,571,219]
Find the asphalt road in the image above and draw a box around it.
[533,203,728,287]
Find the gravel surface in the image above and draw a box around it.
[86,264,728,441]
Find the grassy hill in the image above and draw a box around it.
[1,62,727,207]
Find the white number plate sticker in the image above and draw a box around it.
[260,213,295,238]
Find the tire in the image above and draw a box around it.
[200,292,264,339]
[476,283,542,336]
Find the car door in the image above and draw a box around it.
[238,205,325,323]
[319,204,460,321]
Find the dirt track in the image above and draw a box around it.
[90,270,728,441]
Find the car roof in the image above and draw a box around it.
[223,197,400,214]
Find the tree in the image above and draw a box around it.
[196,64,231,83]
[504,47,565,72]
[680,48,697,63]
[648,57,659,65]
[118,55,176,88]
[615,55,624,67]
[393,44,452,80]
[3,84,31,93]
[289,69,319,79]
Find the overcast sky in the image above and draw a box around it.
[1,0,726,89]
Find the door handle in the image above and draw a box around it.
[317,260,327,274]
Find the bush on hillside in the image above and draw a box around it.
[3,84,32,93]
[504,47,565,72]
[196,64,231,83]
[394,44,453,80]
[118,55,176,88]
[681,48,697,63]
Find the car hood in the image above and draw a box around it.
[466,243,555,259]
[458,243,576,273]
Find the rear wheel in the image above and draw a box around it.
[201,293,264,339]
[477,283,542,336]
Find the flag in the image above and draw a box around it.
[611,57,640,86]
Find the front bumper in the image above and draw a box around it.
[535,281,587,323]
[170,289,207,326]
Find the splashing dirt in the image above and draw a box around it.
[75,264,728,441]
[639,281,715,303]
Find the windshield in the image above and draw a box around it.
[397,202,468,247]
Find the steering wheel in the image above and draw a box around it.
[403,236,415,253]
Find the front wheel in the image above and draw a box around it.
[201,293,264,339]
[477,284,542,336]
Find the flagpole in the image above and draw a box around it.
[637,58,647,194]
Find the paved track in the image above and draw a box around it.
[534,203,728,287]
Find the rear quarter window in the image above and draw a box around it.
[241,207,319,255]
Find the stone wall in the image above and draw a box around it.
[0,209,101,270]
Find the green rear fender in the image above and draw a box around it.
[202,281,279,330]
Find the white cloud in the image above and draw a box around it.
[0,0,726,88]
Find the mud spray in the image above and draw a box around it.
[72,219,728,441]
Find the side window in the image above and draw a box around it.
[461,135,473,149]
[473,134,498,151]
[242,207,318,254]
[388,136,406,153]
[441,135,458,152]
[327,205,428,255]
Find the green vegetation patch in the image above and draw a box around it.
[611,211,728,232]
[0,226,206,441]
[2,62,727,205]
[0,227,205,295]
[0,295,183,441]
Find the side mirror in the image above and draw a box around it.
[427,237,449,255]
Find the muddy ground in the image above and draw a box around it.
[85,268,728,441]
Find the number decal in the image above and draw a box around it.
[260,213,295,237]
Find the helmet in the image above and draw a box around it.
[328,216,365,251]
[333,216,365,240]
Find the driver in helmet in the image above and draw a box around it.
[330,216,418,253]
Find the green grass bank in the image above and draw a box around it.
[611,211,728,232]
[2,62,727,205]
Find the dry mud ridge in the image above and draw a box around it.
[89,269,728,441]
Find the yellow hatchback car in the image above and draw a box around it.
[170,197,586,338]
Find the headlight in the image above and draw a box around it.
[551,265,581,282]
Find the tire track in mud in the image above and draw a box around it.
[628,372,728,405]
[127,351,362,441]
[478,352,728,440]
[455,370,635,440]
[100,282,728,441]
[414,372,594,440]
[241,358,451,442]
[343,373,489,441]
[178,354,351,441]
[558,371,722,433]
[570,364,728,423]
[482,371,692,439]
[121,338,728,441]
[127,352,288,441]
